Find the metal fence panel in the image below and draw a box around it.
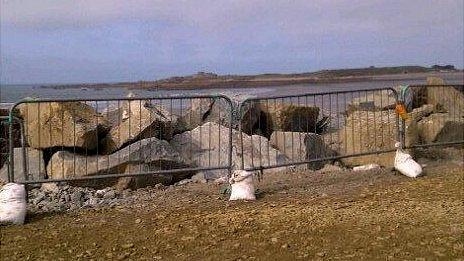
[4,85,462,184]
[8,95,234,185]
[238,88,400,171]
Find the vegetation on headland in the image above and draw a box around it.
[43,65,459,90]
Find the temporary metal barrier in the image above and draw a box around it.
[8,95,234,185]
[5,85,463,185]
[404,84,464,149]
[238,88,400,171]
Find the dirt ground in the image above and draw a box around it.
[1,160,463,260]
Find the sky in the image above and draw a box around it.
[0,0,463,84]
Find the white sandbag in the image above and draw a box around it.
[353,163,381,172]
[229,170,256,201]
[394,142,422,178]
[0,183,27,225]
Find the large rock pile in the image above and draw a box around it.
[170,122,290,180]
[47,137,190,188]
[3,95,329,188]
[1,100,193,187]
[100,99,184,153]
[17,102,110,150]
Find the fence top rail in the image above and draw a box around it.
[239,87,398,103]
[409,84,464,88]
[9,93,233,105]
[8,93,235,120]
[0,102,14,110]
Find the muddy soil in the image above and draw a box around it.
[1,160,463,260]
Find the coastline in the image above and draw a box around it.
[39,70,464,91]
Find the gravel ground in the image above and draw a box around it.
[1,159,463,260]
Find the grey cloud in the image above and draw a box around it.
[1,0,462,84]
[2,0,462,33]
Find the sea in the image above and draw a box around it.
[1,72,462,104]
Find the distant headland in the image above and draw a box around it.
[42,65,462,90]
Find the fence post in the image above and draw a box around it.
[18,117,28,181]
[218,95,235,179]
[238,101,247,171]
[8,113,15,182]
[390,88,405,149]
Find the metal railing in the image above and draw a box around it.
[7,95,234,185]
[2,84,463,185]
[238,88,400,171]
